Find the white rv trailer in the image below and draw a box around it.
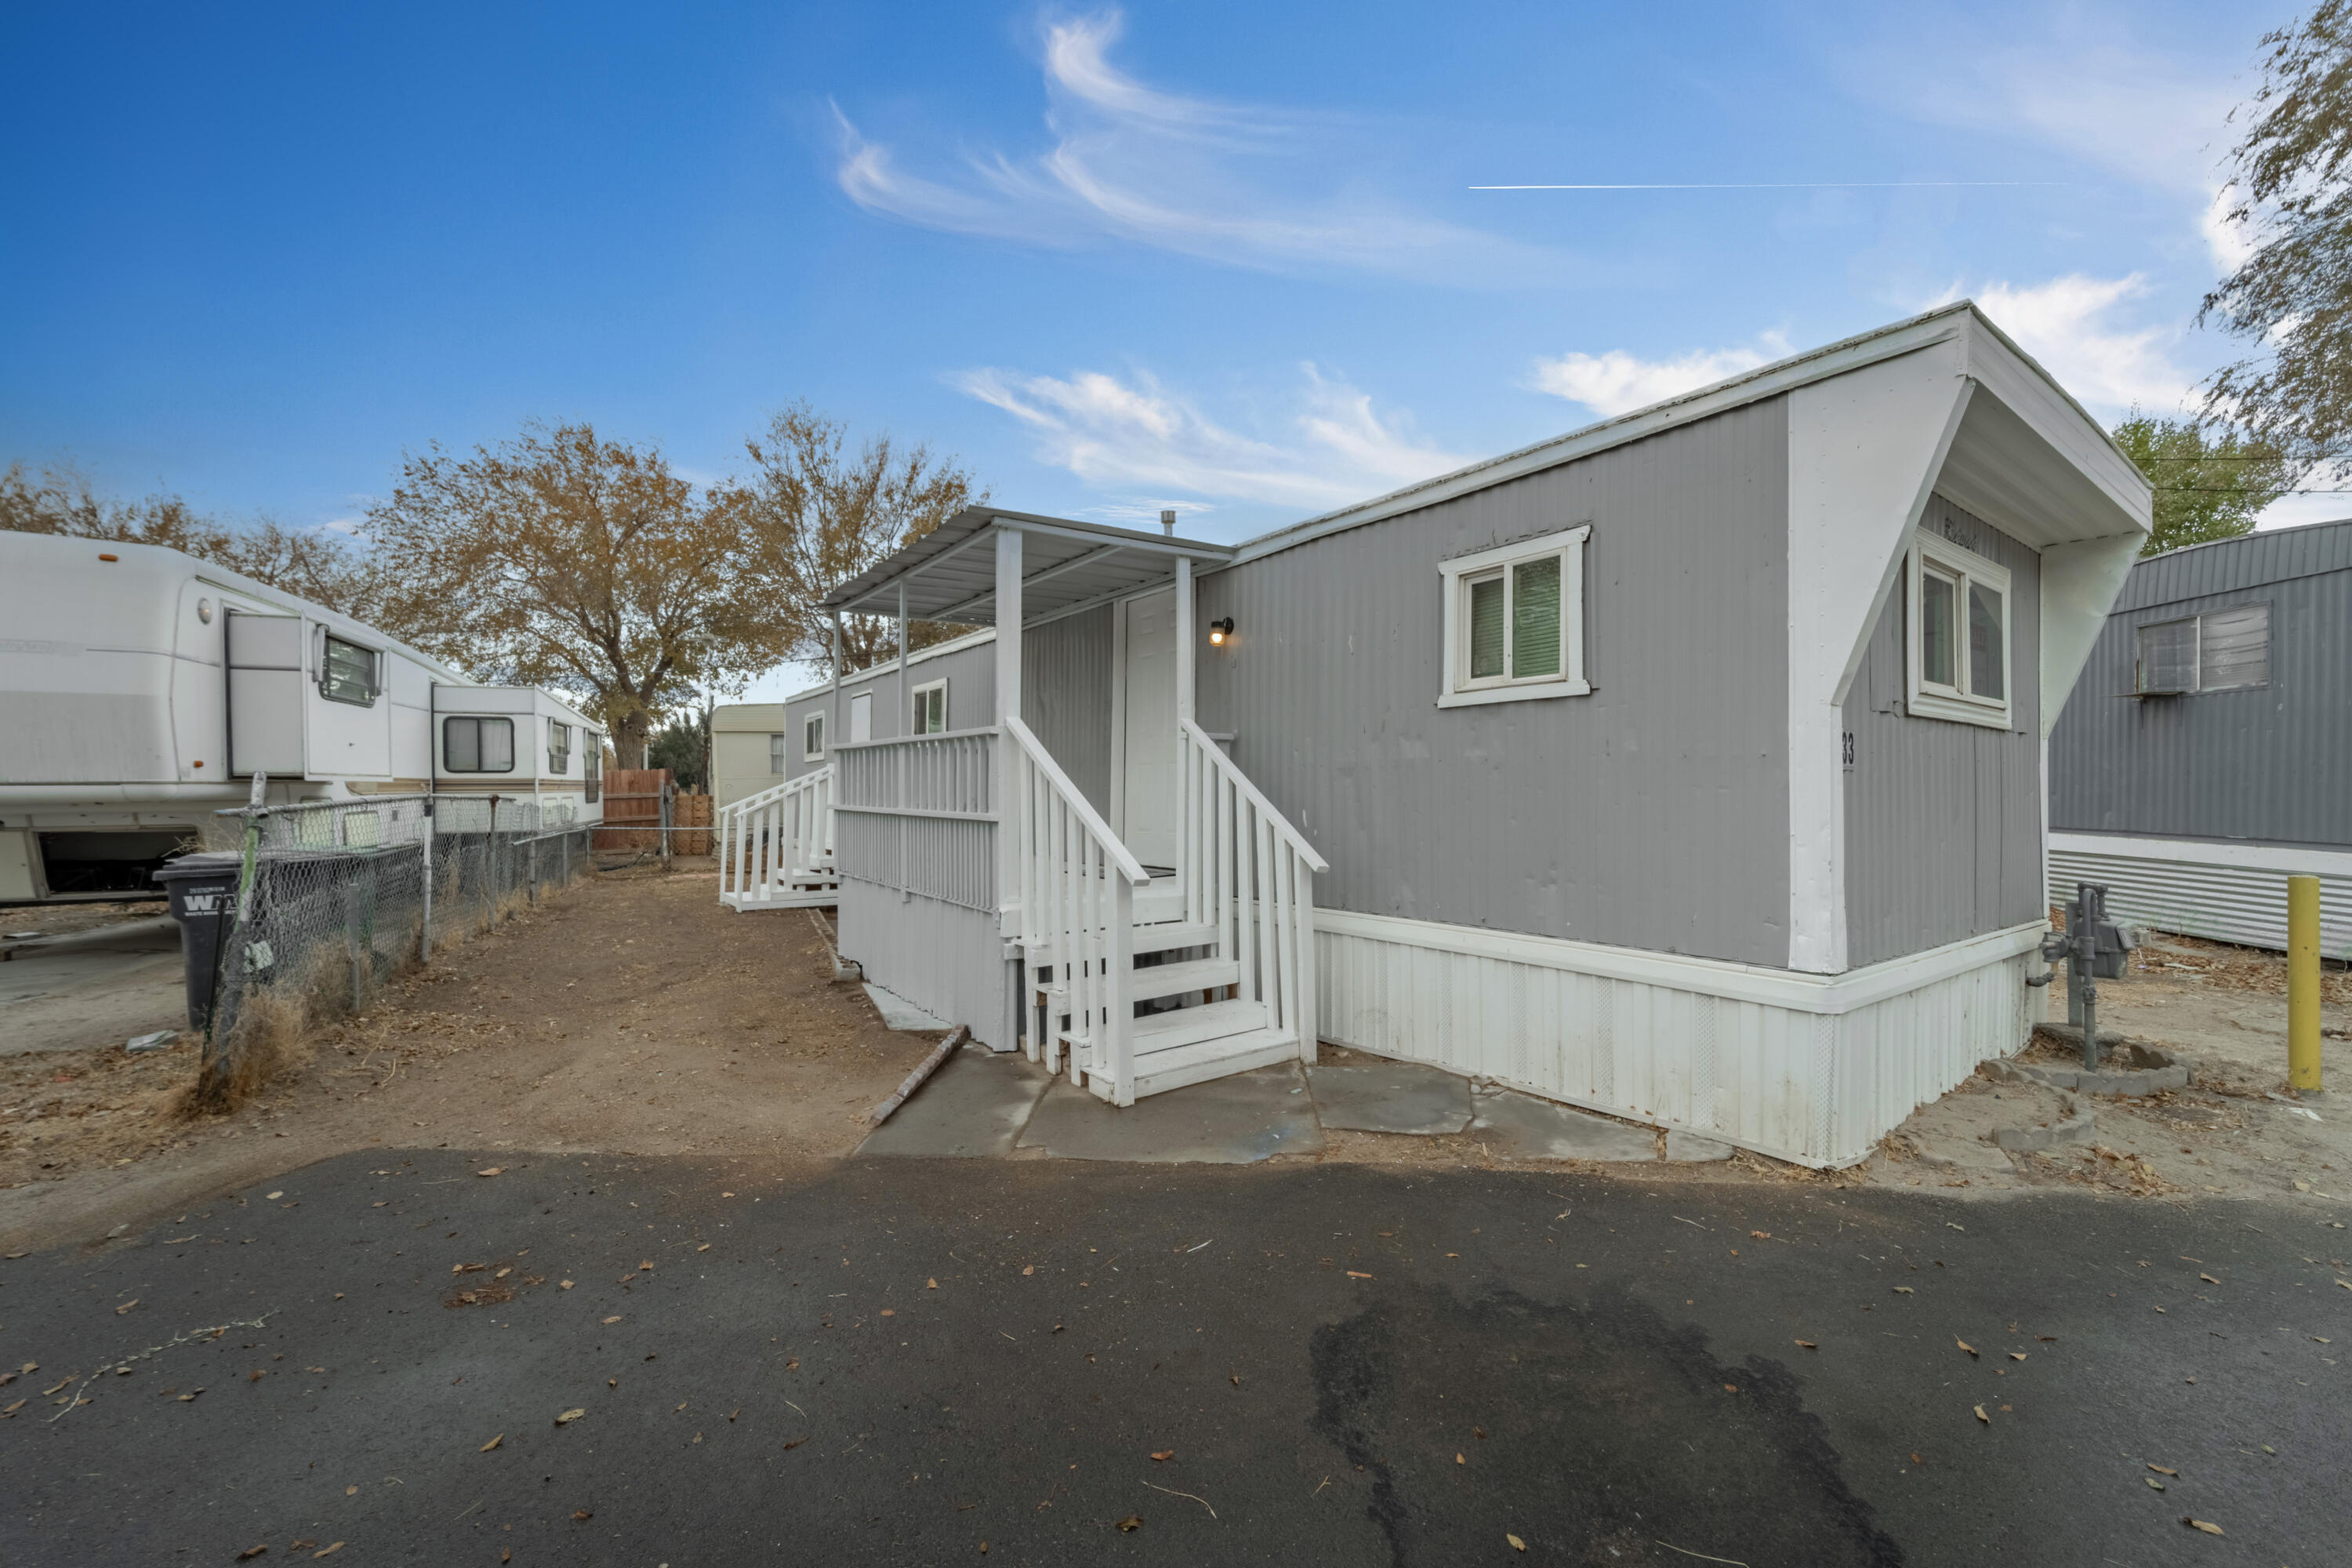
[0,531,604,903]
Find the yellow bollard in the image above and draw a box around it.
[2288,873,2322,1094]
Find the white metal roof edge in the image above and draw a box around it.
[768,623,1000,707]
[1219,301,2147,569]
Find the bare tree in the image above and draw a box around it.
[362,423,777,768]
[739,403,985,674]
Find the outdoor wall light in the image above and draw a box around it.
[1208,617,1235,646]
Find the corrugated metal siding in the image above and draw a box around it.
[1842,495,2045,967]
[2112,517,2352,613]
[2049,538,2352,848]
[1198,398,1792,967]
[2049,837,2352,959]
[781,640,998,783]
[1022,608,1113,816]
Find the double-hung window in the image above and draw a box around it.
[801,712,826,760]
[2135,604,2270,695]
[911,679,948,734]
[1437,524,1591,709]
[319,633,379,706]
[1906,532,2012,729]
[548,720,572,775]
[443,715,515,773]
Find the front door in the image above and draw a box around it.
[848,691,872,744]
[1120,588,1180,869]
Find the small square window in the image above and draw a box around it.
[443,716,514,773]
[1906,532,2012,730]
[911,679,948,735]
[1438,525,1591,709]
[319,633,378,706]
[801,710,827,763]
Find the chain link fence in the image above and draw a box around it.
[172,791,593,1105]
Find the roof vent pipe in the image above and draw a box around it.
[1160,508,1176,535]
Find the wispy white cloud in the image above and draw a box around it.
[1937,273,2194,414]
[1529,333,1793,418]
[951,361,1470,510]
[831,9,1551,282]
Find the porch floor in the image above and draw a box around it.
[855,1041,1737,1166]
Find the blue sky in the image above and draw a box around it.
[0,1,2314,698]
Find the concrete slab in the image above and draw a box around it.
[0,918,187,1054]
[863,982,950,1033]
[858,1047,1054,1159]
[1469,1088,1657,1162]
[1016,1062,1323,1163]
[1308,1061,1472,1134]
[1664,1131,1733,1162]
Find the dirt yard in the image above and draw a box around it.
[0,860,939,1253]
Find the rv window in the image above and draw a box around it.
[1906,533,2012,729]
[444,716,515,773]
[320,634,378,706]
[548,720,572,775]
[1437,525,1591,709]
[585,742,601,804]
[801,712,825,762]
[912,680,948,735]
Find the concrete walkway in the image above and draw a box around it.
[0,916,186,1054]
[857,1044,1732,1165]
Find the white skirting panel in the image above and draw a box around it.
[1315,909,2042,1168]
[2049,832,2352,959]
[837,879,1010,1050]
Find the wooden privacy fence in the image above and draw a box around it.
[593,770,714,854]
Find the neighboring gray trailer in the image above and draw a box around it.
[724,302,2151,1166]
[2047,517,2352,956]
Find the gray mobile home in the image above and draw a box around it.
[2047,517,2352,955]
[720,303,2150,1166]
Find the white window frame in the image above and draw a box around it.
[1905,530,2013,731]
[547,718,572,775]
[801,712,825,762]
[911,678,949,735]
[1436,524,1591,710]
[441,715,515,774]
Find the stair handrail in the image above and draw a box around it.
[718,764,835,905]
[1003,716,1149,886]
[1178,718,1328,872]
[723,768,829,818]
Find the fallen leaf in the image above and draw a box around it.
[1116,1515,1142,1532]
[495,1268,510,1280]
[697,1243,710,1253]
[927,1279,938,1290]
[1455,1452,1466,1465]
[1151,1450,1174,1461]
[312,1545,343,1559]
[2336,1279,2350,1292]
[1795,1340,1818,1349]
[1507,1534,1526,1552]
[267,1192,283,1200]
[560,1280,574,1290]
[2182,1518,2223,1536]
[639,1261,653,1272]
[1229,1372,1242,1387]
[1475,1427,1487,1439]
[238,1548,268,1560]
[290,1542,314,1552]
[2199,1273,2220,1285]
[602,1316,624,1325]
[114,1299,139,1316]
[1910,1452,1926,1467]
[1957,1339,1977,1357]
[786,1359,800,1371]
[249,1370,266,1382]
[477,1167,502,1178]
[555,1408,585,1425]
[1973,1405,1989,1424]
[480,1433,503,1452]
[1751,1231,1771,1240]
[2,1399,25,1417]
[1022,1265,1035,1276]
[1346,1271,1374,1280]
[452,1263,485,1274]
[2009,1352,2027,1362]
[2147,1477,2166,1490]
[572,1509,592,1522]
[880,1308,895,1318]
[1892,1286,1914,1294]
[345,1486,358,1497]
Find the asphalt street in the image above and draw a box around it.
[1,1152,2343,1566]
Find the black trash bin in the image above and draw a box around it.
[154,851,245,1031]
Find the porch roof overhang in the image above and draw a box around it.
[820,508,1236,629]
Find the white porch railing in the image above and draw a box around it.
[717,768,837,909]
[833,728,999,911]
[1176,718,1328,1057]
[1005,715,1148,1102]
